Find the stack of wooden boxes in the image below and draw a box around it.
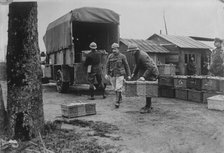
[158,75,175,98]
[173,75,188,100]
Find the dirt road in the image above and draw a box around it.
[2,82,224,153]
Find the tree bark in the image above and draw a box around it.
[7,2,44,140]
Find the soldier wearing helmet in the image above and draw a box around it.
[84,42,106,100]
[209,38,224,77]
[127,43,159,113]
[105,43,131,108]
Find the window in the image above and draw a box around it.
[185,53,196,64]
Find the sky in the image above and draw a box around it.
[0,0,224,61]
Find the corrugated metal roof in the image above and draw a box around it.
[120,38,170,53]
[152,34,212,49]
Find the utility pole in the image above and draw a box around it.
[163,10,168,35]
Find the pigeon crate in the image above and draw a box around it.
[124,81,137,97]
[137,81,158,97]
[203,91,222,104]
[201,77,219,91]
[61,102,96,118]
[208,95,224,111]
[85,103,96,115]
[157,64,176,75]
[175,88,188,100]
[187,89,203,103]
[173,75,187,89]
[186,76,203,91]
[158,85,175,98]
[158,75,174,87]
[219,78,224,93]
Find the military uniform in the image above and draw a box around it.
[133,50,159,81]
[210,48,224,77]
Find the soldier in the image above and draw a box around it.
[84,42,105,100]
[209,38,224,77]
[127,43,159,113]
[105,43,131,108]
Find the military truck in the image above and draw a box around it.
[43,7,119,92]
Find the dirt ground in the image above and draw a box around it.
[1,81,224,153]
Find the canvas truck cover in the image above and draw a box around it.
[43,7,120,54]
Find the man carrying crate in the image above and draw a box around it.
[105,43,131,108]
[127,43,159,113]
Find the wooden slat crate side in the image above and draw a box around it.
[219,79,224,93]
[208,95,224,111]
[186,77,202,91]
[137,83,147,96]
[158,85,175,98]
[175,89,188,100]
[61,103,87,118]
[203,92,222,104]
[187,90,203,103]
[201,78,219,91]
[158,75,174,87]
[146,84,158,97]
[158,64,176,75]
[85,103,96,115]
[174,78,187,89]
[124,81,137,97]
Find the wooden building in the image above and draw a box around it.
[119,38,170,72]
[148,34,212,75]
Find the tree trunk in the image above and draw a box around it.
[0,84,7,135]
[7,2,44,140]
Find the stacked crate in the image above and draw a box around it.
[201,76,223,104]
[173,75,188,100]
[187,76,204,103]
[158,75,175,98]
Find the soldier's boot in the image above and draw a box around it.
[115,91,120,108]
[89,88,95,100]
[140,97,152,114]
[118,92,122,103]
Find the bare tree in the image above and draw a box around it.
[7,2,44,140]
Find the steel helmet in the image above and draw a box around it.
[127,43,139,52]
[89,42,97,49]
[111,43,119,49]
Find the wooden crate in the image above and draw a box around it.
[158,75,174,87]
[203,91,223,104]
[125,81,158,97]
[173,75,187,89]
[175,88,188,100]
[158,85,175,98]
[208,95,224,111]
[124,81,137,97]
[187,89,203,103]
[157,64,176,75]
[186,76,203,91]
[219,77,224,93]
[61,102,96,118]
[201,77,219,91]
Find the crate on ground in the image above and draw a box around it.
[201,76,219,91]
[208,95,224,111]
[61,102,96,118]
[203,91,223,104]
[173,75,187,89]
[158,85,175,98]
[186,76,203,91]
[175,88,188,100]
[125,81,158,97]
[158,75,174,87]
[157,64,176,75]
[187,89,203,103]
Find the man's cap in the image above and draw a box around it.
[214,38,223,43]
[111,43,119,49]
[127,43,140,52]
[89,42,97,49]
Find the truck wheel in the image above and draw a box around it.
[56,70,69,93]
